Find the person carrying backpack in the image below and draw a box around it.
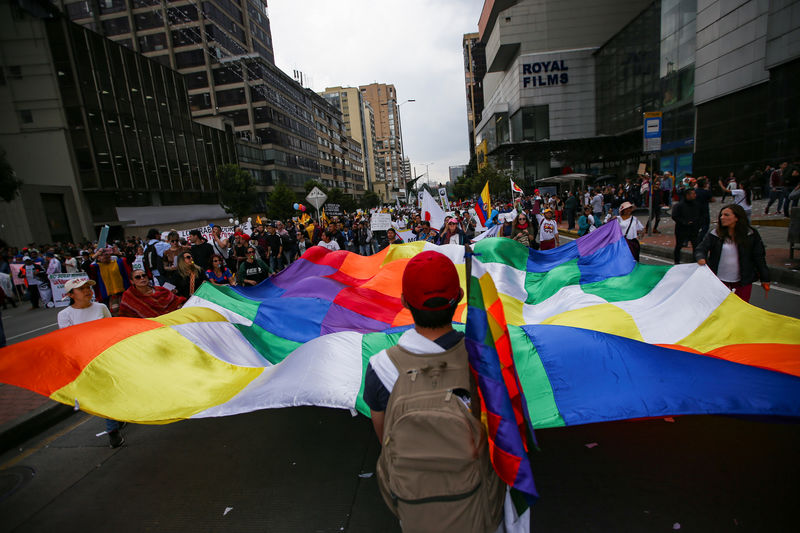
[143,228,169,286]
[364,251,504,533]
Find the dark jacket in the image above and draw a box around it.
[671,198,703,234]
[695,227,769,285]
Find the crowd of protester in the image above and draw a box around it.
[2,159,796,320]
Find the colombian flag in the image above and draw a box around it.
[476,181,491,226]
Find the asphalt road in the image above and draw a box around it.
[1,405,799,532]
[1,259,798,532]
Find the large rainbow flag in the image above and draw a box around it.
[1,223,799,429]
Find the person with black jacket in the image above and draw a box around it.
[671,188,704,264]
[695,204,770,303]
[188,230,214,271]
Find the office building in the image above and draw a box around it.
[359,83,408,202]
[310,90,365,197]
[470,0,800,185]
[449,165,467,184]
[463,32,486,157]
[0,0,236,245]
[320,86,382,193]
[53,0,326,199]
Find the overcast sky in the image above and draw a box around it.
[269,0,483,185]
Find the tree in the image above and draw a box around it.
[217,164,257,220]
[359,191,381,210]
[0,147,22,202]
[325,187,356,214]
[267,182,296,221]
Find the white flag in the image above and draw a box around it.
[420,189,447,231]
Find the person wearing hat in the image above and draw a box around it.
[17,256,44,309]
[364,251,504,532]
[88,247,132,316]
[57,278,127,447]
[437,217,466,245]
[538,208,560,250]
[616,201,644,261]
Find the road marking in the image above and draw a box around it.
[6,323,58,341]
[0,414,92,469]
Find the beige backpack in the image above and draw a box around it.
[376,340,504,533]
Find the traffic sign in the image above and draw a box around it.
[643,111,662,153]
[305,187,327,210]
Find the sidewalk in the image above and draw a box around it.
[558,196,800,287]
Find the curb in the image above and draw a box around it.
[561,229,800,289]
[0,401,74,455]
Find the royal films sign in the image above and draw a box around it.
[521,59,569,88]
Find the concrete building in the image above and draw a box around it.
[469,0,800,186]
[319,86,382,193]
[463,32,486,157]
[52,0,324,200]
[0,0,236,246]
[449,165,467,184]
[310,90,365,197]
[359,83,408,203]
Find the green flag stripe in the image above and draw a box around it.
[194,284,261,321]
[581,262,671,302]
[524,260,581,305]
[235,323,302,365]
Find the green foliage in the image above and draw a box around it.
[452,163,517,202]
[326,187,356,214]
[0,147,22,202]
[359,191,381,209]
[267,182,297,221]
[304,180,328,196]
[217,164,257,219]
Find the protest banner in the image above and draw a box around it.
[48,272,91,308]
[370,213,392,231]
[161,221,252,242]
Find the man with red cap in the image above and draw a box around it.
[364,251,503,532]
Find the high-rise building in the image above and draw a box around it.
[0,0,236,245]
[309,91,365,197]
[449,165,467,184]
[319,86,381,193]
[53,0,323,200]
[463,32,485,158]
[359,83,407,203]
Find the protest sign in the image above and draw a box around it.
[370,213,392,231]
[325,203,342,217]
[48,272,91,308]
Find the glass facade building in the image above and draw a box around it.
[47,15,236,222]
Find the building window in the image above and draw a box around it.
[185,71,208,90]
[138,32,167,52]
[134,12,163,31]
[20,110,33,123]
[102,16,130,36]
[216,88,245,107]
[8,65,22,79]
[175,49,205,68]
[189,93,212,111]
[171,28,201,47]
[65,1,92,19]
[99,0,126,15]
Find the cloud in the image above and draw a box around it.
[269,0,482,185]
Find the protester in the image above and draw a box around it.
[577,206,595,236]
[295,230,312,258]
[616,201,644,261]
[265,224,284,271]
[88,247,132,315]
[57,278,125,448]
[209,225,231,268]
[381,228,404,249]
[188,229,214,271]
[237,245,271,285]
[45,251,62,275]
[174,251,206,298]
[161,231,184,285]
[510,211,537,248]
[317,230,341,251]
[538,208,560,250]
[357,221,373,255]
[363,251,504,532]
[18,256,44,309]
[119,269,186,318]
[564,191,578,230]
[438,217,466,245]
[143,228,170,285]
[696,204,770,303]
[205,254,235,286]
[671,188,703,264]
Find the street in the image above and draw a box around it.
[1,256,799,532]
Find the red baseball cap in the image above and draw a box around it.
[402,251,463,311]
